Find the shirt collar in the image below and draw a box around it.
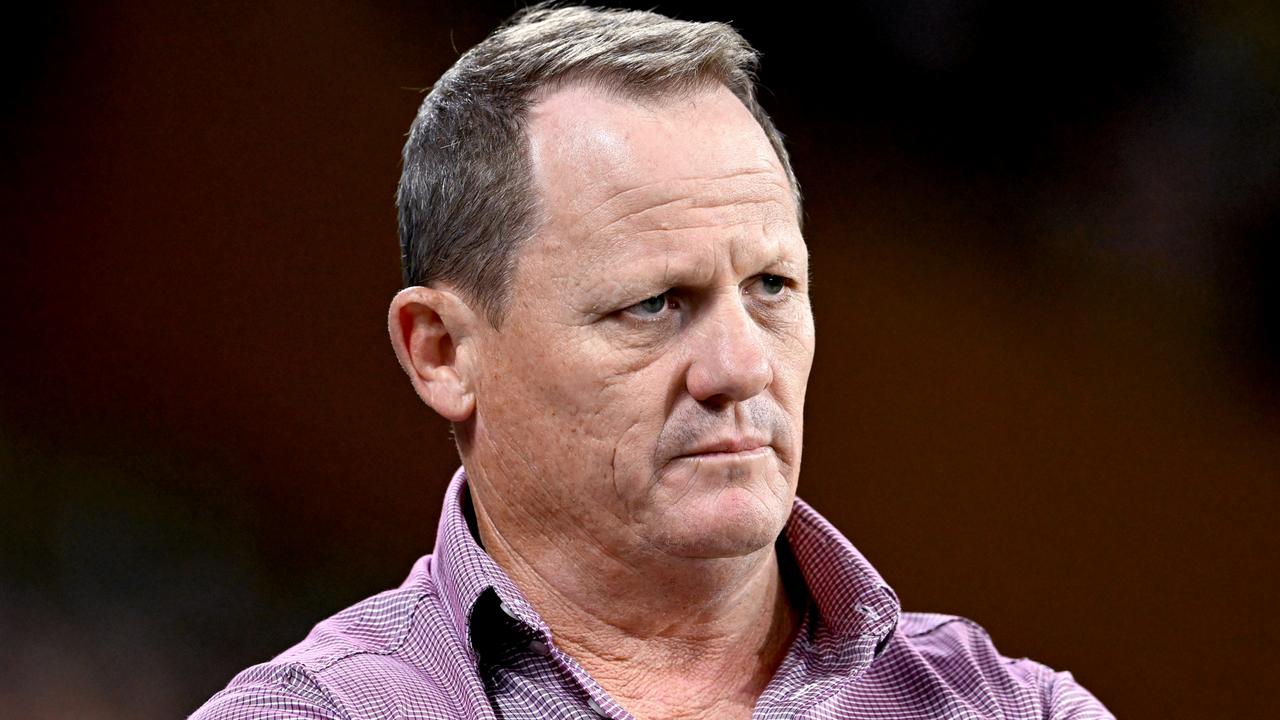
[431,464,900,658]
[782,496,901,659]
[431,465,550,652]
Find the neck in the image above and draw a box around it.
[470,488,805,720]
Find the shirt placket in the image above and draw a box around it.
[494,597,635,719]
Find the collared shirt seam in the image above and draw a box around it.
[903,615,989,640]
[274,661,355,720]
[308,590,436,673]
[788,500,901,640]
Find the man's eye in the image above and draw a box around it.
[628,292,675,317]
[759,274,787,296]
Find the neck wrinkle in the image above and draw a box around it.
[472,481,804,718]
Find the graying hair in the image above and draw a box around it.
[396,1,803,328]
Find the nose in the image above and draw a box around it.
[685,292,774,405]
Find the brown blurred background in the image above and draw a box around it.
[3,1,1277,717]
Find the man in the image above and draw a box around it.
[193,3,1114,718]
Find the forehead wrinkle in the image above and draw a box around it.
[584,219,806,292]
[732,223,805,279]
[589,197,786,245]
[570,166,792,241]
[597,215,769,247]
[578,164,783,216]
[578,217,791,277]
[575,196,796,275]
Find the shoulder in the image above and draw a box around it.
[189,661,346,720]
[189,557,477,720]
[874,612,1115,720]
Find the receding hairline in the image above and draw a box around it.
[527,63,733,104]
[522,74,800,228]
[395,2,803,331]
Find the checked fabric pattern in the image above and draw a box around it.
[191,465,1114,719]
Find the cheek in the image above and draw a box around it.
[488,325,668,453]
[768,323,815,400]
[762,324,814,471]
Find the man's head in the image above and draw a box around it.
[395,1,802,329]
[389,3,814,563]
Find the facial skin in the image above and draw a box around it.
[389,80,815,718]
[468,81,813,562]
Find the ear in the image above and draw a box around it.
[387,286,480,423]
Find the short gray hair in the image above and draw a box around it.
[396,1,803,328]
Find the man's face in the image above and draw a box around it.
[467,82,814,561]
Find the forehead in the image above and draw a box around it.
[522,82,801,270]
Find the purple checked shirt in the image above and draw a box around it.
[191,466,1114,719]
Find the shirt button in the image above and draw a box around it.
[528,639,551,656]
[854,601,880,620]
[499,601,519,620]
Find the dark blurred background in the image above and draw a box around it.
[3,1,1277,717]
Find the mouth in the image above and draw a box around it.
[670,435,768,456]
[675,446,773,461]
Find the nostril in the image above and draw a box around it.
[697,393,735,412]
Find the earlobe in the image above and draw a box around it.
[387,286,477,423]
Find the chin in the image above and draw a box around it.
[646,483,793,559]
